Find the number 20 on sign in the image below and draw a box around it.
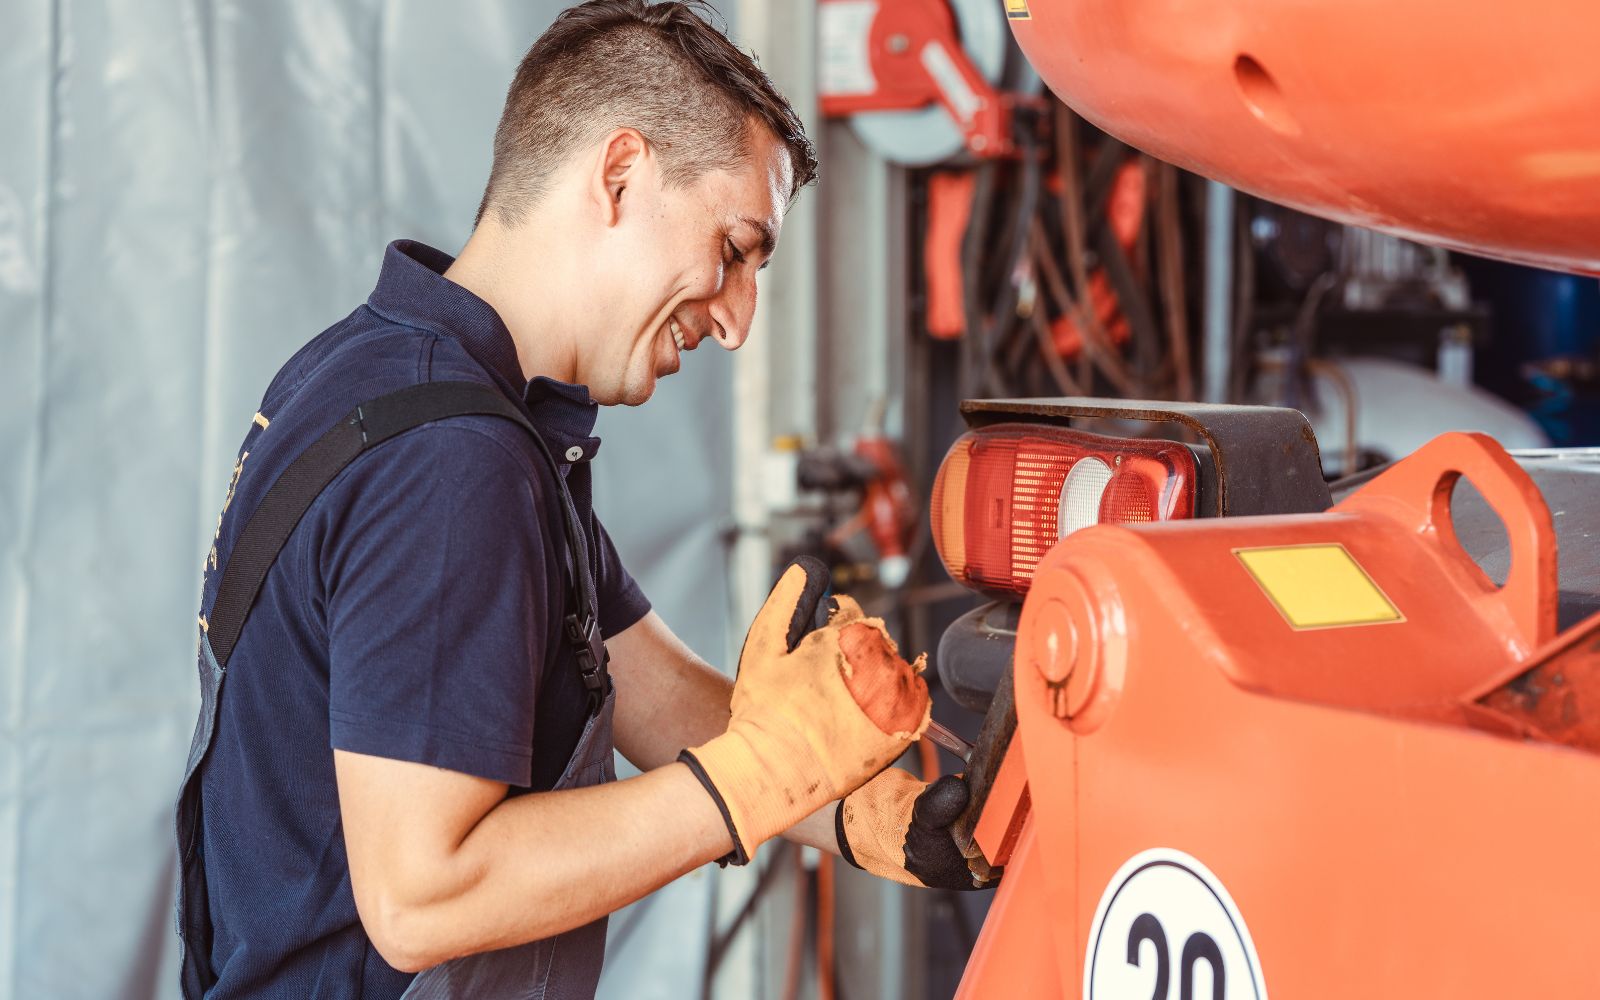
[1085,849,1268,1000]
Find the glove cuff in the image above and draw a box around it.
[834,800,864,871]
[678,749,748,866]
[682,727,821,863]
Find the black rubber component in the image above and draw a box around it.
[936,602,1021,715]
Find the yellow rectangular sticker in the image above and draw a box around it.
[1005,0,1032,20]
[1235,543,1403,630]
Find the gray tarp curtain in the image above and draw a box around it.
[0,2,732,996]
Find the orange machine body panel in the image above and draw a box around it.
[957,433,1600,998]
[1006,2,1600,274]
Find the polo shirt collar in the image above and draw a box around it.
[525,377,603,463]
[368,239,603,463]
[367,239,526,397]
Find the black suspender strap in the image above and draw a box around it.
[205,381,610,706]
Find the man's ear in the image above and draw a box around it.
[589,127,649,228]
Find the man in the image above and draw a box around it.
[176,3,988,998]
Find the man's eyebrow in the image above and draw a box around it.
[740,216,778,258]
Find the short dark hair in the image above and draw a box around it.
[477,0,818,226]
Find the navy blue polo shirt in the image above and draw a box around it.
[193,240,650,999]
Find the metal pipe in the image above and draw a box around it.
[1202,180,1237,402]
[722,3,821,996]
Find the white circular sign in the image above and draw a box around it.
[1085,848,1267,1000]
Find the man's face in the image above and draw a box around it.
[583,125,792,406]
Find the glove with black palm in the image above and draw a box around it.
[835,768,996,891]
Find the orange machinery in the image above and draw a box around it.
[946,421,1600,997]
[925,5,1600,995]
[1002,0,1600,275]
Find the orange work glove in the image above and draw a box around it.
[680,558,931,864]
[837,768,996,890]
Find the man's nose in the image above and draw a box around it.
[708,272,756,351]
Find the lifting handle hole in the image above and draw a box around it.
[1445,473,1512,589]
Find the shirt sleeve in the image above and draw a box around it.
[591,516,651,638]
[317,421,559,786]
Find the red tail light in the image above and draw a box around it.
[930,423,1197,597]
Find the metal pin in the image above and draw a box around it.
[924,717,974,763]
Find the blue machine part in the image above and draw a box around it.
[1463,258,1600,445]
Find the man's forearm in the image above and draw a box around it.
[350,759,732,972]
[784,801,841,853]
[608,612,734,771]
[613,657,733,771]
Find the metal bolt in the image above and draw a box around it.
[1030,598,1079,691]
[886,33,910,54]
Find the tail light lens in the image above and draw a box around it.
[930,422,1197,597]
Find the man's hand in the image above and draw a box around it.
[837,768,996,891]
[680,558,932,863]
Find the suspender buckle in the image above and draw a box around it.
[565,612,610,704]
